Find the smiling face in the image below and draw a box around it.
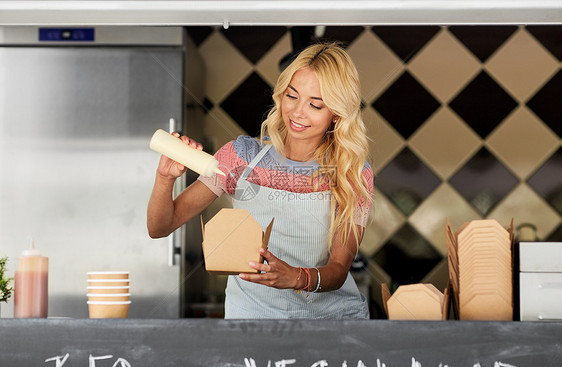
[281,67,335,158]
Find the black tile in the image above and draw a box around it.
[220,72,272,136]
[186,26,214,47]
[201,97,214,114]
[371,26,441,63]
[546,224,562,242]
[315,26,365,48]
[375,147,441,216]
[527,70,562,138]
[220,26,287,64]
[527,147,562,216]
[372,71,440,139]
[449,147,518,216]
[373,223,443,285]
[448,26,518,63]
[527,26,562,62]
[449,71,518,139]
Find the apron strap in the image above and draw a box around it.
[239,143,273,181]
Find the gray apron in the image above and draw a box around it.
[225,144,369,319]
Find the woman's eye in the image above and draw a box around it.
[285,93,297,99]
[310,104,321,110]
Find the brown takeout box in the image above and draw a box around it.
[201,208,274,275]
[382,282,449,320]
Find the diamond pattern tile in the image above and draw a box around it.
[409,183,481,255]
[347,30,403,104]
[255,32,291,86]
[527,70,562,138]
[360,188,405,258]
[373,223,443,285]
[448,26,518,62]
[449,71,518,139]
[488,183,560,240]
[376,147,441,216]
[186,26,214,47]
[220,72,272,137]
[486,106,560,180]
[449,147,519,216]
[189,25,562,316]
[486,28,559,102]
[198,30,253,104]
[527,25,562,61]
[409,29,480,103]
[527,147,562,215]
[371,26,441,63]
[409,106,481,180]
[546,224,562,242]
[421,259,449,294]
[372,71,440,139]
[316,26,365,48]
[363,106,404,174]
[203,106,246,149]
[220,26,287,64]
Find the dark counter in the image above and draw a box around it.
[1,318,561,366]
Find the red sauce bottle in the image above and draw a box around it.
[14,240,48,318]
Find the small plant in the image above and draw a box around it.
[0,256,13,303]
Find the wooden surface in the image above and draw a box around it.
[1,318,561,366]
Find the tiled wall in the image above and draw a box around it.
[186,25,562,317]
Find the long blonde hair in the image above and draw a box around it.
[260,42,371,251]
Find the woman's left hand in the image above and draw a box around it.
[239,248,300,289]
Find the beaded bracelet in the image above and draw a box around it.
[294,266,311,297]
[311,267,321,293]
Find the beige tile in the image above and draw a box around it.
[204,106,247,150]
[363,106,405,174]
[486,27,559,102]
[409,107,482,180]
[409,183,481,256]
[488,183,560,240]
[199,30,253,104]
[347,29,404,104]
[255,32,291,88]
[486,106,560,180]
[361,188,406,258]
[409,29,481,103]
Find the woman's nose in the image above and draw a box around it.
[294,102,307,117]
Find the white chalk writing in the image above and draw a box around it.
[45,354,131,366]
[243,357,519,367]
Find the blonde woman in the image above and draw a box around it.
[148,42,373,319]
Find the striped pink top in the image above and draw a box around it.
[198,136,373,226]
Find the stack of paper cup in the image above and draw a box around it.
[87,271,131,318]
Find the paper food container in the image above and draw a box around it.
[201,208,274,275]
[382,283,449,320]
[445,218,514,321]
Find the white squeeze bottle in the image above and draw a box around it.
[149,129,225,177]
[14,238,48,318]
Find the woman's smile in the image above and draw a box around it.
[289,119,311,131]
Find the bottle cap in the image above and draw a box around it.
[22,237,41,257]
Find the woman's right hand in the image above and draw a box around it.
[156,132,203,179]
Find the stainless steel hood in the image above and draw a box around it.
[0,1,561,26]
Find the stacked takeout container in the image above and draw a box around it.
[87,271,131,318]
[446,219,514,320]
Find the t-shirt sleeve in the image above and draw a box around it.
[197,140,235,197]
[197,136,255,197]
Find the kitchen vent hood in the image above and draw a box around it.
[0,0,561,26]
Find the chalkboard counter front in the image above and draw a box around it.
[1,318,561,366]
